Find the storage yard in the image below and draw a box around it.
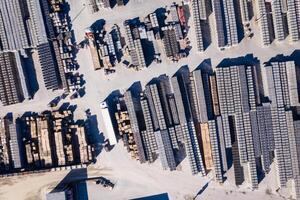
[1,0,300,199]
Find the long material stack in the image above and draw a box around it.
[212,0,238,48]
[191,0,206,52]
[271,0,285,41]
[0,116,23,172]
[124,91,147,163]
[124,20,147,70]
[162,25,180,60]
[0,52,30,106]
[115,99,140,159]
[0,0,68,91]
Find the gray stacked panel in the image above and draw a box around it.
[193,0,207,20]
[134,39,146,68]
[267,61,299,108]
[287,0,300,41]
[171,75,206,175]
[249,111,261,158]
[256,103,274,172]
[39,0,56,39]
[149,83,179,149]
[202,72,214,120]
[286,61,299,106]
[265,61,300,188]
[37,43,60,90]
[124,90,147,163]
[7,119,22,169]
[243,112,259,189]
[168,127,179,149]
[147,84,177,169]
[233,84,248,159]
[188,72,201,122]
[246,66,260,110]
[271,107,293,187]
[34,0,66,90]
[271,0,285,41]
[192,70,208,122]
[222,0,239,46]
[291,120,300,199]
[158,76,174,128]
[14,52,30,100]
[124,21,146,69]
[140,97,158,162]
[0,52,27,106]
[216,116,228,171]
[256,0,272,45]
[191,0,205,51]
[26,0,49,46]
[239,0,250,24]
[208,120,223,182]
[216,65,259,189]
[162,26,180,59]
[145,86,160,131]
[212,0,226,47]
[149,85,167,130]
[154,130,176,171]
[0,0,30,51]
[231,119,245,186]
[216,68,232,148]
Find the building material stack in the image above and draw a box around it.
[144,81,177,170]
[216,65,260,189]
[0,118,10,172]
[0,52,30,106]
[162,3,189,61]
[88,24,123,74]
[0,0,68,91]
[171,70,206,175]
[208,120,224,183]
[140,93,158,163]
[188,69,225,181]
[255,0,300,45]
[53,110,75,165]
[124,90,147,163]
[71,125,92,164]
[286,0,300,42]
[0,116,23,172]
[51,109,93,166]
[264,60,300,199]
[85,28,102,71]
[23,115,52,168]
[255,0,273,45]
[239,0,251,25]
[31,0,67,90]
[96,0,111,9]
[271,0,286,41]
[212,0,238,48]
[48,0,81,91]
[115,98,141,160]
[162,25,181,61]
[191,0,207,52]
[124,20,147,70]
[0,108,94,172]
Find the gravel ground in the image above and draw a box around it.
[0,0,299,199]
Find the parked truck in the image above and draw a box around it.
[100,101,117,145]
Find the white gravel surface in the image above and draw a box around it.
[0,0,299,199]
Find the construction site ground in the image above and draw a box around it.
[0,0,299,199]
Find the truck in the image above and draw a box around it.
[100,101,117,145]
